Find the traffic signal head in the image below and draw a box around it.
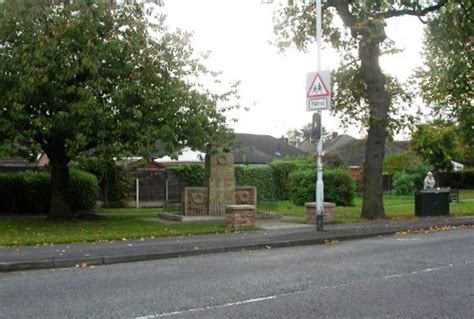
[312,112,322,140]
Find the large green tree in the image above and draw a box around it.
[416,0,473,165]
[273,0,446,219]
[411,123,460,172]
[0,0,234,219]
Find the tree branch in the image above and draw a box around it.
[325,0,357,35]
[379,0,448,19]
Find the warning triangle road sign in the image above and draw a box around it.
[307,73,330,98]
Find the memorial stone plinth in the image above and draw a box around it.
[183,150,257,216]
[305,202,336,224]
[205,151,236,215]
[225,205,256,228]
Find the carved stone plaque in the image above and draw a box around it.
[207,150,235,215]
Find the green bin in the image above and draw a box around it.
[414,190,450,217]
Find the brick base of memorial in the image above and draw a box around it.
[305,202,336,224]
[225,205,256,228]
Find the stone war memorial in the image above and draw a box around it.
[183,149,257,227]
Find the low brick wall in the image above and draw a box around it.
[235,186,257,206]
[225,205,256,228]
[305,202,336,224]
[184,187,209,216]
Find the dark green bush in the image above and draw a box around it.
[269,157,313,199]
[235,165,277,200]
[0,169,99,215]
[287,168,356,206]
[68,169,100,212]
[324,168,357,206]
[76,158,131,208]
[169,164,205,186]
[287,169,315,206]
[391,172,418,195]
[391,164,427,195]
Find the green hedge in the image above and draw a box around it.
[0,169,99,215]
[235,165,277,200]
[269,158,313,199]
[68,170,100,212]
[76,158,131,208]
[169,164,205,186]
[287,168,356,206]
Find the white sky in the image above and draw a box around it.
[162,0,427,139]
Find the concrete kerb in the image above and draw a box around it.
[1,220,473,272]
[0,260,54,272]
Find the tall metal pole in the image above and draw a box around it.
[316,0,322,72]
[136,178,140,209]
[315,0,324,231]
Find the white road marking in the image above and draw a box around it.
[136,295,278,318]
[383,262,474,279]
[395,237,421,241]
[137,260,474,318]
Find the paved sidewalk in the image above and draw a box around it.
[1,216,473,272]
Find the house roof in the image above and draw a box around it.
[150,133,308,165]
[297,140,317,154]
[154,148,204,164]
[233,133,307,164]
[323,134,407,167]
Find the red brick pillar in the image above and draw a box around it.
[225,205,256,228]
[305,202,336,224]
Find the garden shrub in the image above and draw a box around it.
[0,169,98,215]
[76,158,131,207]
[68,169,100,212]
[103,165,133,208]
[391,164,427,195]
[269,157,313,199]
[235,165,277,200]
[322,154,347,169]
[287,168,356,206]
[169,164,205,186]
[287,169,314,206]
[0,171,49,215]
[324,168,357,206]
[391,172,419,195]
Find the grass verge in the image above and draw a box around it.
[0,215,235,247]
[276,190,474,223]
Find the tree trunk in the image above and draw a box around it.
[359,37,389,220]
[46,145,73,220]
[103,174,110,207]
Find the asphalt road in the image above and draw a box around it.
[1,229,473,319]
